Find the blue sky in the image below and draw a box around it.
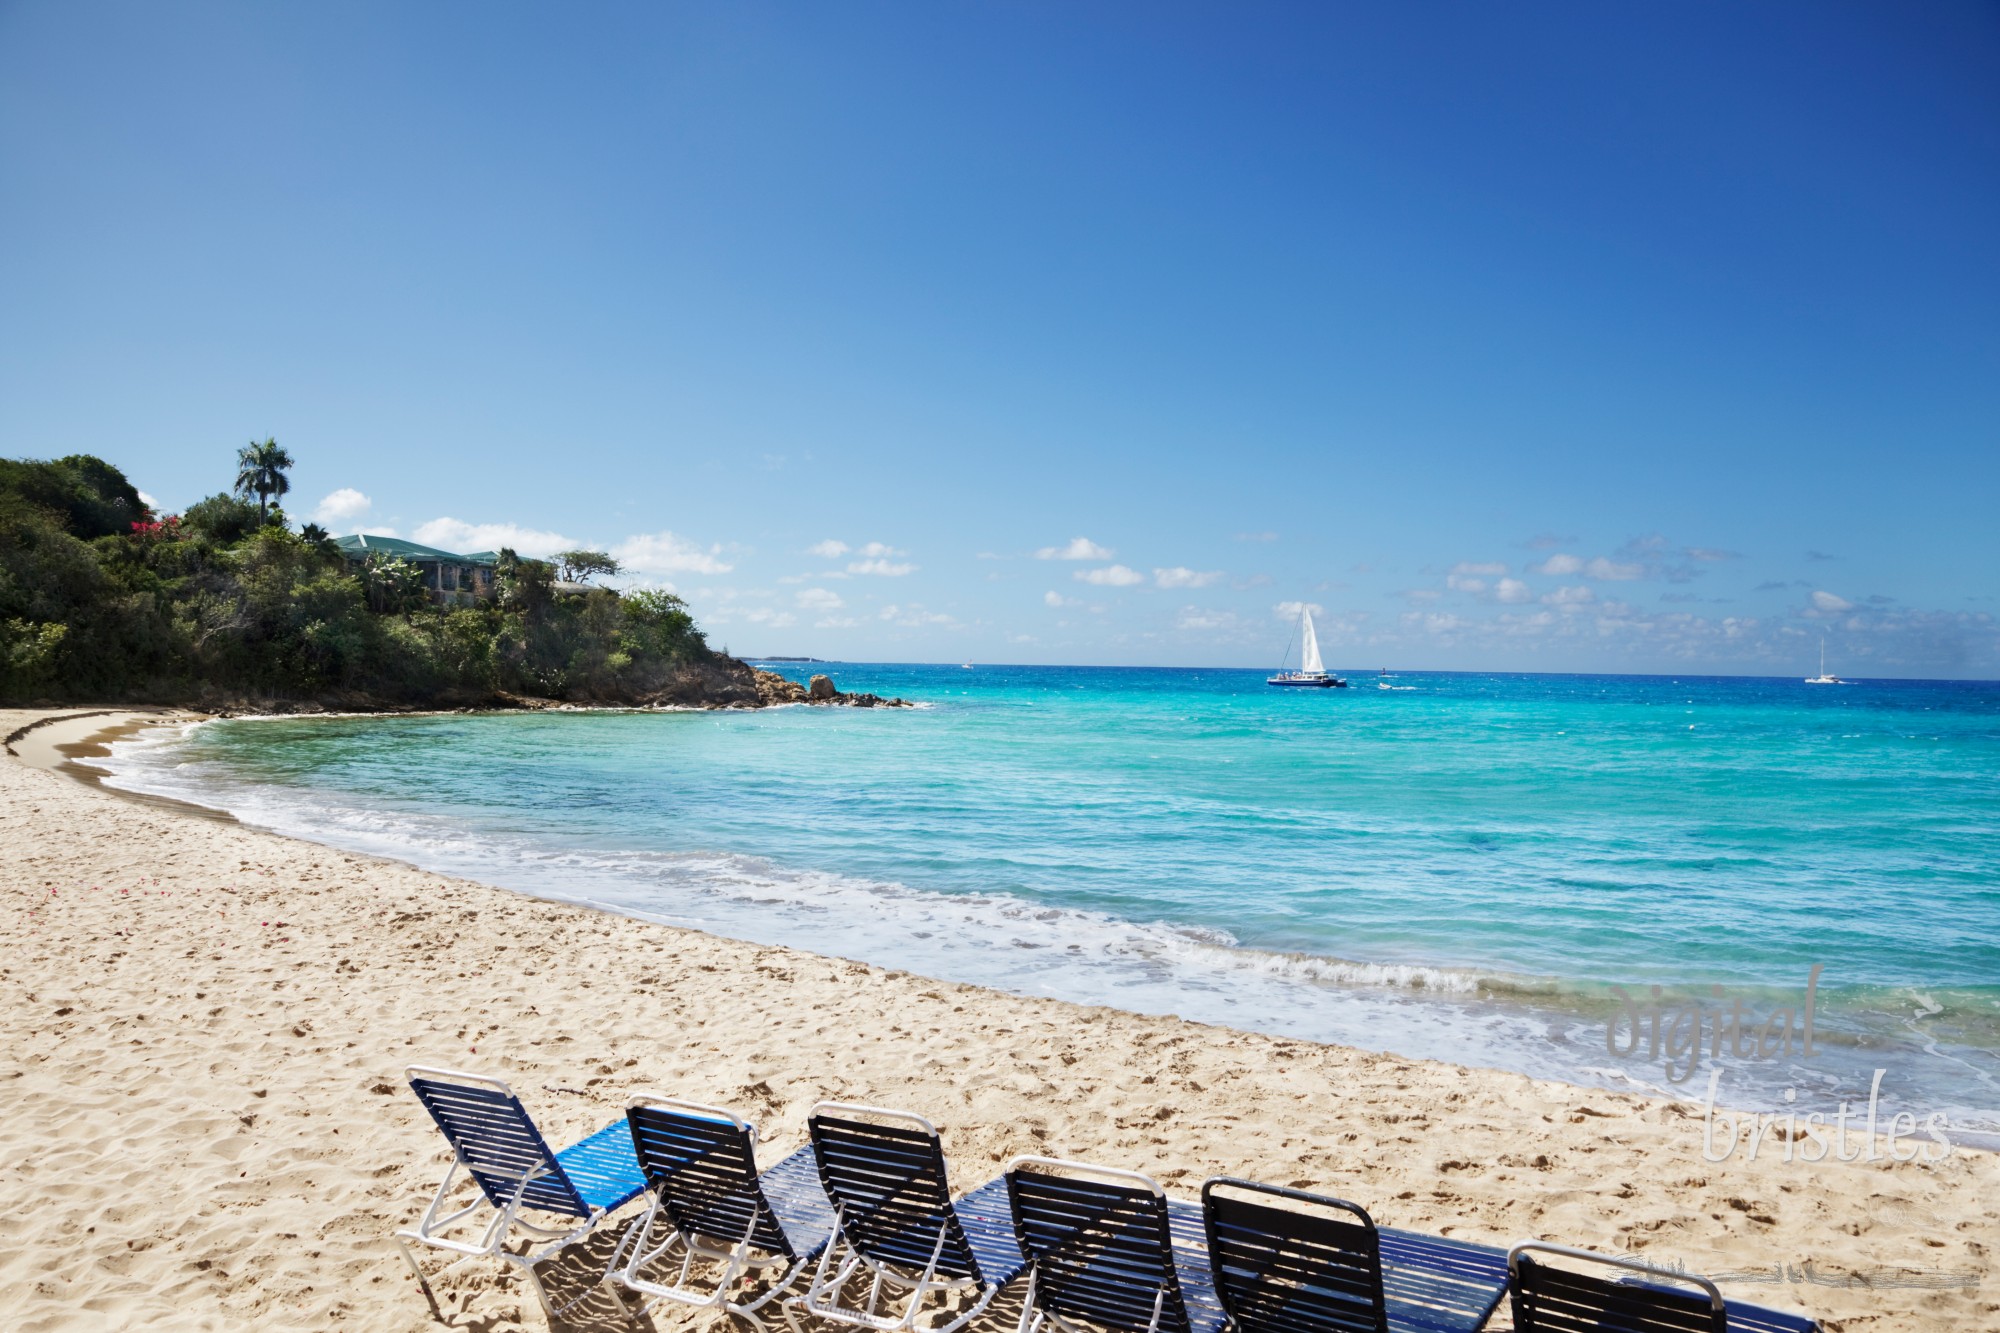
[4,3,1997,675]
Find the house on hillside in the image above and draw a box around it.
[334,534,496,603]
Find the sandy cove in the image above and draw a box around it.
[0,709,1992,1331]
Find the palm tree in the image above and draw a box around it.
[234,438,293,524]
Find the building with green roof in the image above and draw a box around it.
[333,534,496,603]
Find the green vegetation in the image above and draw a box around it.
[554,548,622,583]
[234,438,293,524]
[0,451,718,707]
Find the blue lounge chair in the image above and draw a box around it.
[396,1066,647,1322]
[1003,1156,1227,1333]
[611,1097,837,1331]
[793,1102,1030,1333]
[1508,1243,1819,1333]
[1203,1177,1510,1333]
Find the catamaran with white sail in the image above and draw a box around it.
[1267,606,1347,688]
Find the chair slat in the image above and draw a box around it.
[410,1074,590,1217]
[627,1103,798,1257]
[1008,1165,1194,1333]
[1201,1180,1385,1333]
[810,1112,985,1282]
[1511,1249,1819,1333]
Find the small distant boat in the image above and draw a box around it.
[1268,607,1347,688]
[961,663,973,669]
[1805,638,1842,685]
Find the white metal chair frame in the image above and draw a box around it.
[789,1102,1003,1333]
[610,1097,816,1333]
[1507,1241,1727,1317]
[393,1066,626,1323]
[1005,1156,1177,1333]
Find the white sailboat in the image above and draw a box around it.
[1805,638,1842,685]
[1267,606,1346,688]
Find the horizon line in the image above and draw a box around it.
[737,659,2000,686]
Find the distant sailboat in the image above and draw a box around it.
[1805,638,1842,685]
[1268,607,1347,688]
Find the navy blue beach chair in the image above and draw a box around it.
[793,1102,1029,1333]
[611,1097,837,1331]
[1202,1177,1509,1333]
[1004,1156,1227,1333]
[1508,1243,1819,1333]
[396,1066,647,1321]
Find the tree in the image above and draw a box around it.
[0,454,148,538]
[553,548,622,583]
[182,493,262,545]
[234,438,293,523]
[359,552,428,614]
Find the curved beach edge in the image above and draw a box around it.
[0,708,1990,1331]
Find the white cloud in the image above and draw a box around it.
[815,616,859,629]
[1585,557,1644,581]
[1534,553,1584,576]
[1685,547,1742,562]
[1176,607,1243,632]
[137,489,160,510]
[1154,567,1223,589]
[313,488,374,528]
[855,541,905,558]
[1274,600,1325,620]
[1447,575,1487,594]
[795,587,844,611]
[879,603,958,627]
[1215,585,1997,673]
[848,558,917,576]
[1495,578,1533,604]
[615,531,734,576]
[1451,561,1508,577]
[1075,564,1144,587]
[414,517,576,557]
[1398,589,1443,604]
[1037,537,1113,561]
[1812,591,1853,613]
[806,539,850,559]
[1044,591,1071,608]
[739,607,796,628]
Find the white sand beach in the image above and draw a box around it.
[0,708,1992,1331]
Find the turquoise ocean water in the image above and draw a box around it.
[103,665,2000,1140]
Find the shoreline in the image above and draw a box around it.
[1,707,1993,1330]
[85,710,2000,1152]
[7,708,243,825]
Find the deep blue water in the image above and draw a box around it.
[104,664,2000,1137]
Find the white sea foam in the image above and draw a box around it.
[98,725,1583,1083]
[96,719,2000,1137]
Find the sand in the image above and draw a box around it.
[0,707,1991,1332]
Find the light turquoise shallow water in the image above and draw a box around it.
[104,665,2000,1137]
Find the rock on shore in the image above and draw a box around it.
[753,669,911,709]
